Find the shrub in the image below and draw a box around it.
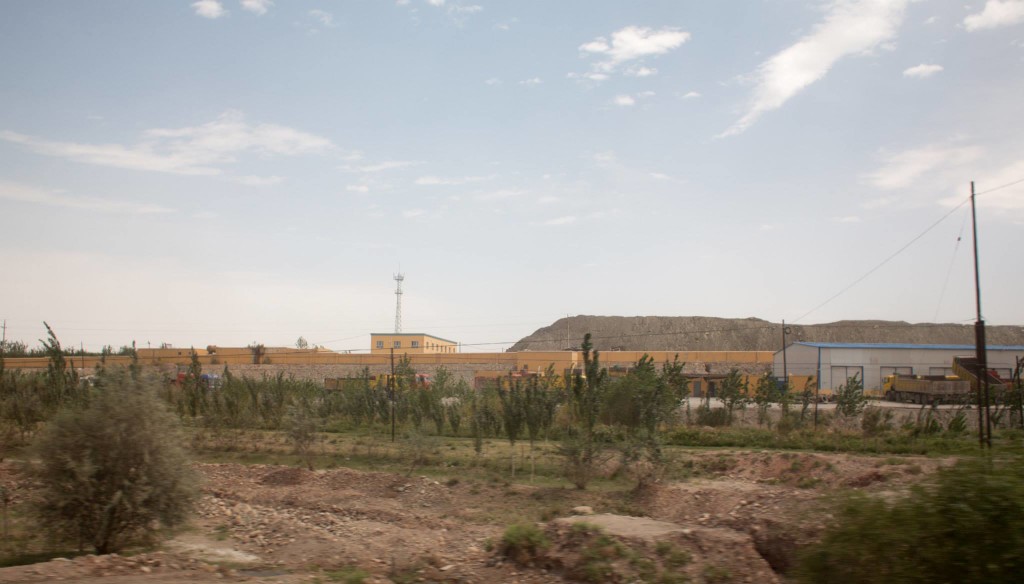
[860,407,893,437]
[500,523,549,564]
[695,405,730,427]
[32,370,197,554]
[796,458,1024,583]
[834,375,866,418]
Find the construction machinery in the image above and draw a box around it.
[882,355,1008,405]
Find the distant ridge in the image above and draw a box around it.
[509,316,1024,352]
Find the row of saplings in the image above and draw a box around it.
[0,332,1021,583]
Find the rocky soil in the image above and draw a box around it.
[510,315,1024,352]
[0,451,946,583]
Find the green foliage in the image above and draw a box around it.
[717,369,750,425]
[287,401,320,470]
[834,374,867,418]
[753,372,780,427]
[797,458,1024,584]
[500,523,549,564]
[560,333,609,489]
[325,566,369,584]
[32,369,197,554]
[861,406,894,437]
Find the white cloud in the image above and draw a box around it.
[833,215,862,223]
[579,26,690,73]
[964,1,1024,32]
[234,175,284,187]
[476,189,525,201]
[346,185,370,193]
[309,9,336,27]
[682,91,701,99]
[192,0,226,18]
[484,77,502,85]
[650,172,671,180]
[402,208,426,218]
[537,195,560,204]
[1,110,333,176]
[343,160,419,173]
[0,180,174,214]
[543,216,577,226]
[240,0,272,15]
[427,0,445,5]
[903,63,943,78]
[613,95,636,107]
[519,77,543,85]
[626,66,658,77]
[867,143,982,190]
[924,16,938,25]
[720,0,910,137]
[637,91,656,98]
[415,175,492,186]
[938,158,1024,211]
[567,72,610,82]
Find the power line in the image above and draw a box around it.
[791,177,1023,324]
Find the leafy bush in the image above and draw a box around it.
[861,407,894,437]
[834,374,866,418]
[32,370,197,554]
[695,405,730,427]
[796,458,1024,583]
[500,523,549,564]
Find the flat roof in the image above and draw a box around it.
[790,342,1024,351]
[371,332,458,345]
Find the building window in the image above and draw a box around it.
[830,366,864,389]
[376,341,384,349]
[411,340,420,348]
[394,341,401,348]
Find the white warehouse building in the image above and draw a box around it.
[774,342,1024,391]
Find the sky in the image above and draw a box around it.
[1,0,1023,353]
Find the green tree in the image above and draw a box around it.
[834,373,867,418]
[753,372,780,427]
[41,322,80,408]
[33,369,197,554]
[560,333,608,489]
[497,375,526,476]
[717,369,750,425]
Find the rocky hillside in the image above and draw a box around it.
[509,316,1024,352]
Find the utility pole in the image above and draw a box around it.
[970,181,992,449]
[781,320,789,388]
[389,347,396,443]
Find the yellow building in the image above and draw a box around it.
[370,333,458,355]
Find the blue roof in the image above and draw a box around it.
[791,342,1024,351]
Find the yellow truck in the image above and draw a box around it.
[882,374,971,405]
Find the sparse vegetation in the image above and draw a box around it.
[797,458,1024,583]
[32,369,197,554]
[500,523,549,564]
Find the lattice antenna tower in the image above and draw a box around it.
[393,273,405,333]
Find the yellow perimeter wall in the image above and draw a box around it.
[2,347,773,374]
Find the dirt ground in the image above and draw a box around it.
[0,450,947,583]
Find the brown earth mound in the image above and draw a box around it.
[510,315,1024,352]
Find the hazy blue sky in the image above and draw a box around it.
[1,0,1022,352]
